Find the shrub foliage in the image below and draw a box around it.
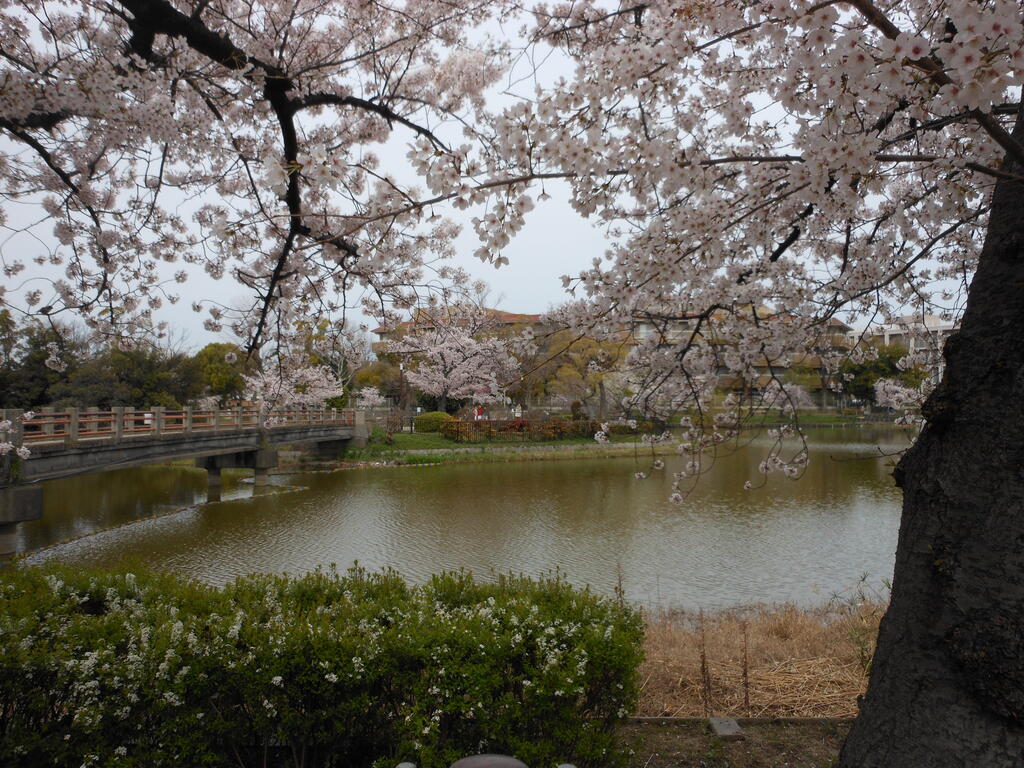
[0,565,643,768]
[413,411,455,432]
[439,418,602,443]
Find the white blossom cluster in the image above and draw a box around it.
[244,359,344,412]
[1,566,642,765]
[0,0,515,352]
[0,411,33,459]
[353,387,388,409]
[875,377,935,425]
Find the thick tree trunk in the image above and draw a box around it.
[838,120,1024,765]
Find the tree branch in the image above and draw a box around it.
[296,92,448,150]
[849,0,1024,167]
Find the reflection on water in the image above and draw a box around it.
[21,427,911,609]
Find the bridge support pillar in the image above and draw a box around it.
[353,410,369,447]
[310,412,368,460]
[0,486,43,556]
[311,439,352,461]
[197,449,278,493]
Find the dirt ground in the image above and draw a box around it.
[621,719,850,768]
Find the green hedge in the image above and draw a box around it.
[439,419,602,443]
[0,565,643,768]
[414,411,455,432]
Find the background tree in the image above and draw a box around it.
[840,344,928,405]
[391,327,520,413]
[387,304,521,413]
[0,323,86,409]
[351,361,404,404]
[352,387,388,409]
[544,330,629,419]
[192,343,248,406]
[0,313,204,408]
[47,346,204,408]
[0,312,16,407]
[243,361,344,410]
[296,320,373,401]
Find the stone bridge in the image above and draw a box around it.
[0,406,369,555]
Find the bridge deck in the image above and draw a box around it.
[3,407,359,485]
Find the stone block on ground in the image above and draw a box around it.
[450,756,530,768]
[709,716,745,741]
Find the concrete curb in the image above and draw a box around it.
[627,716,854,725]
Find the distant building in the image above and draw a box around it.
[847,313,958,387]
[371,307,544,343]
[632,311,856,405]
[855,313,957,354]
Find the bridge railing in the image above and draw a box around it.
[8,407,356,449]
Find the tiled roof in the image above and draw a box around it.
[372,308,542,336]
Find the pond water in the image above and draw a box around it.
[18,426,912,609]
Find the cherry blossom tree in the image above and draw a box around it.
[295,321,373,400]
[386,303,520,412]
[352,386,388,409]
[762,380,816,412]
[0,0,512,352]
[510,2,1024,765]
[243,359,343,411]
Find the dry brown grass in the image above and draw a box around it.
[638,598,885,718]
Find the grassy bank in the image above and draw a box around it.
[332,431,676,466]
[639,599,884,719]
[329,412,888,468]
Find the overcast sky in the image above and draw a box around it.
[169,173,608,350]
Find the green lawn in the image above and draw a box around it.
[339,428,647,462]
[386,432,455,450]
[338,411,872,464]
[745,410,867,426]
[346,430,597,458]
[792,412,865,425]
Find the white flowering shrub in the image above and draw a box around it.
[0,565,643,768]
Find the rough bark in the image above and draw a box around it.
[838,117,1024,765]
